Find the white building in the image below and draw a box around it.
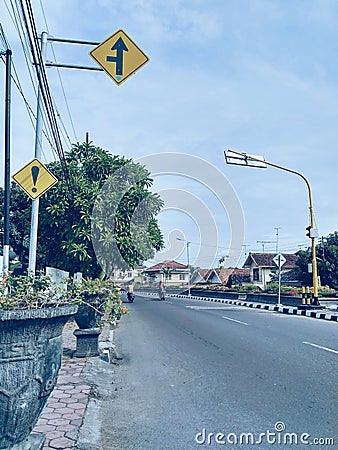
[144,260,189,287]
[243,253,298,289]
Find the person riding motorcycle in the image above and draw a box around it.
[158,282,166,301]
[127,283,134,302]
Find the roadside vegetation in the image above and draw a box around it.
[0,142,164,278]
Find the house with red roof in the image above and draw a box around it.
[191,268,250,287]
[243,252,298,289]
[144,260,251,288]
[191,269,212,284]
[145,260,189,286]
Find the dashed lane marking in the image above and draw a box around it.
[186,305,247,310]
[222,316,249,326]
[302,341,338,355]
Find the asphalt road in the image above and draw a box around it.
[80,294,337,450]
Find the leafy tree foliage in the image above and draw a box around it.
[294,249,312,286]
[317,232,338,289]
[3,143,164,277]
[0,184,31,265]
[295,232,338,289]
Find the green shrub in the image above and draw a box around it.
[233,284,261,292]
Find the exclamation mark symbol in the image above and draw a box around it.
[31,165,39,193]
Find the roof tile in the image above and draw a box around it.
[145,260,188,271]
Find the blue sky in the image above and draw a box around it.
[1,0,338,269]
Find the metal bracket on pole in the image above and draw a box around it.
[45,62,103,71]
[46,37,100,46]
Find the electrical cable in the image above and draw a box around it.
[18,0,73,198]
[5,0,59,161]
[38,0,78,143]
[0,23,10,50]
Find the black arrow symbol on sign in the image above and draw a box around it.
[106,37,128,76]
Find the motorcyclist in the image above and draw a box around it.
[127,283,134,302]
[158,282,166,300]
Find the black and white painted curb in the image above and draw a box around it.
[139,292,338,322]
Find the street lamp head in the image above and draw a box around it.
[224,150,267,169]
[176,237,191,244]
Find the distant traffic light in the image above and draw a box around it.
[306,225,318,239]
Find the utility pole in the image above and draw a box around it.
[274,227,281,253]
[257,240,274,253]
[176,237,191,297]
[242,244,250,255]
[186,240,191,297]
[2,47,12,275]
[321,236,325,261]
[28,31,48,274]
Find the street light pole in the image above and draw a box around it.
[177,238,191,297]
[225,149,319,305]
[186,240,191,297]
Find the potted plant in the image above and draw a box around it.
[67,278,128,358]
[69,278,127,329]
[0,272,78,450]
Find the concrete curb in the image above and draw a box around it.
[139,292,338,322]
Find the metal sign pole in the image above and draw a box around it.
[2,48,12,275]
[277,255,282,306]
[28,31,48,274]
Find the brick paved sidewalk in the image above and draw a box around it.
[33,321,91,450]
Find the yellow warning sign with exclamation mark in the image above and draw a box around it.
[12,158,58,200]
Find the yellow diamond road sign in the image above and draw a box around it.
[12,158,58,200]
[89,29,149,85]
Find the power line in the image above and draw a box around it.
[0,54,58,162]
[0,23,10,50]
[5,0,59,162]
[38,0,78,143]
[18,0,73,196]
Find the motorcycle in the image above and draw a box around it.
[127,292,135,303]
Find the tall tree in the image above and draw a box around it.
[317,232,338,289]
[295,231,338,289]
[294,249,312,286]
[7,142,164,277]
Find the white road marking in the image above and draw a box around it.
[302,342,338,355]
[222,316,249,326]
[165,301,173,304]
[186,305,247,310]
